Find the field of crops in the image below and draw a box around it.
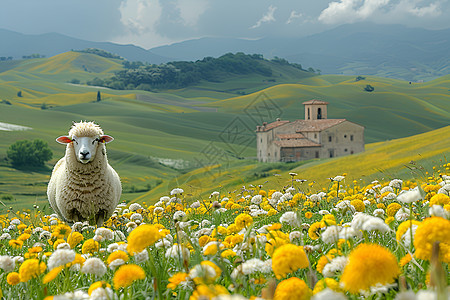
[0,162,448,299]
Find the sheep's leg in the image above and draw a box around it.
[96,210,107,228]
[72,213,79,223]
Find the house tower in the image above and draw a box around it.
[303,100,329,120]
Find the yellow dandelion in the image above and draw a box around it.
[204,242,224,256]
[320,214,336,227]
[53,239,66,250]
[167,272,188,290]
[19,259,47,282]
[17,233,31,241]
[7,272,20,286]
[198,235,211,247]
[43,266,63,284]
[51,224,72,239]
[220,249,236,258]
[268,208,277,216]
[234,213,253,230]
[88,281,111,295]
[190,284,229,300]
[81,239,100,254]
[274,277,312,300]
[351,199,365,212]
[413,217,450,263]
[9,239,23,249]
[226,224,238,235]
[231,234,244,246]
[305,211,313,219]
[272,244,309,279]
[67,232,84,248]
[107,250,129,265]
[340,243,400,294]
[386,203,402,217]
[127,224,161,255]
[265,237,288,257]
[66,253,86,268]
[17,224,27,231]
[399,253,412,268]
[308,222,322,240]
[429,193,450,206]
[113,264,146,290]
[385,217,395,225]
[313,278,342,294]
[395,220,421,241]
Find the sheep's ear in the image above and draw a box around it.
[99,135,114,144]
[56,136,72,144]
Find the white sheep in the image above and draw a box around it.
[47,121,122,227]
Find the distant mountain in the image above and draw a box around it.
[150,23,450,81]
[1,23,449,81]
[0,29,169,64]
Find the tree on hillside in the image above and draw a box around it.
[97,91,102,102]
[7,139,53,169]
[364,84,375,92]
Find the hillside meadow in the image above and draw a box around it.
[0,51,449,212]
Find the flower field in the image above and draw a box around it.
[0,164,449,300]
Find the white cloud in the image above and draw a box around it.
[319,0,443,24]
[286,10,303,24]
[318,0,389,24]
[176,0,209,27]
[397,0,441,17]
[250,5,277,29]
[116,0,173,48]
[119,0,162,34]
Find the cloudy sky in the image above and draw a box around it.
[0,0,448,49]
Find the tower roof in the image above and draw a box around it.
[302,99,329,105]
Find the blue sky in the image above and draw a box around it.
[0,0,448,49]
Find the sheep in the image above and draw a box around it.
[47,121,121,227]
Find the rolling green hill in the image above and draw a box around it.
[140,125,450,202]
[0,51,449,211]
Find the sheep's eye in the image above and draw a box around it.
[93,138,99,144]
[72,138,77,144]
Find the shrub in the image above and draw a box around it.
[364,84,375,92]
[7,139,53,168]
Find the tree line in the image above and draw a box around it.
[86,52,309,91]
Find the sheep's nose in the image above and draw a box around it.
[80,151,90,158]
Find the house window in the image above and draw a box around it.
[314,133,317,139]
[260,138,262,143]
[329,150,334,158]
[344,134,347,138]
[328,136,332,142]
[345,148,348,152]
[315,151,319,158]
[350,135,354,141]
[307,108,310,120]
[317,108,322,119]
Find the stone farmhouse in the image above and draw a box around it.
[256,100,364,162]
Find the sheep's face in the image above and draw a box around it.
[57,135,114,164]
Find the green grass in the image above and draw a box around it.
[142,125,450,203]
[0,52,449,210]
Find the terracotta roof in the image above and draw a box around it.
[302,99,329,105]
[259,120,290,131]
[294,119,346,132]
[274,139,321,148]
[276,133,305,139]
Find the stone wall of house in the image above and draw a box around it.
[319,122,365,158]
[280,147,321,162]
